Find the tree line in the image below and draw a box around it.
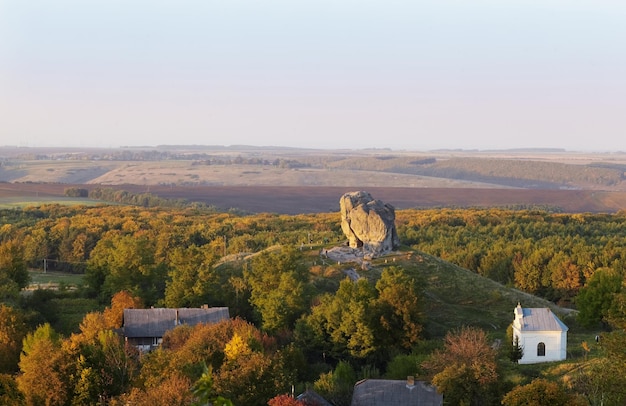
[1,204,626,404]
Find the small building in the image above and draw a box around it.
[351,378,443,406]
[123,306,229,351]
[512,303,568,364]
[297,389,334,406]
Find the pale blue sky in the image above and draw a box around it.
[1,0,625,151]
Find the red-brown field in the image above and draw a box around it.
[2,182,626,214]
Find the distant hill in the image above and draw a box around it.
[2,146,626,214]
[2,146,625,190]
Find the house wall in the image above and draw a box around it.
[514,329,566,364]
[126,336,162,352]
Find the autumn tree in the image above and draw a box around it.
[17,323,71,406]
[502,378,583,406]
[513,248,553,295]
[0,374,24,406]
[215,339,292,405]
[103,290,144,329]
[69,329,140,404]
[115,372,194,406]
[268,394,304,406]
[549,251,583,299]
[374,267,424,350]
[0,238,29,290]
[0,305,28,373]
[422,326,499,406]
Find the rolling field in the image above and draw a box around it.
[2,147,626,214]
[2,181,626,214]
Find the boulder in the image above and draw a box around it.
[339,191,400,256]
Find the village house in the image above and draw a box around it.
[122,306,229,351]
[351,378,443,406]
[511,303,568,364]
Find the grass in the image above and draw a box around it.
[24,271,97,335]
[384,250,570,339]
[27,270,86,289]
[294,243,600,390]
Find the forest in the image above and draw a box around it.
[1,201,626,405]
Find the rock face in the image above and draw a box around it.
[340,191,400,256]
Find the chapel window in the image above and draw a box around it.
[537,342,546,356]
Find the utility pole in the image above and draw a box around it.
[43,258,47,273]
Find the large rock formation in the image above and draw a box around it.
[340,191,400,256]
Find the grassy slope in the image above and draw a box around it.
[299,244,598,387]
[300,245,575,339]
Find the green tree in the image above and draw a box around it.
[331,278,377,359]
[506,324,524,363]
[299,277,377,360]
[192,363,233,406]
[245,247,309,332]
[164,245,219,308]
[571,357,626,406]
[87,234,167,304]
[576,267,622,327]
[313,361,355,406]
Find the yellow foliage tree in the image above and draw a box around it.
[224,332,252,362]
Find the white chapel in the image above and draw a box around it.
[512,303,568,364]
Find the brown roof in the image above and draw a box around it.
[351,379,442,406]
[123,307,229,338]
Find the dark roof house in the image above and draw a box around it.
[351,379,442,406]
[296,389,334,406]
[123,306,229,351]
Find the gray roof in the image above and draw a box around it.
[297,390,334,406]
[351,379,443,406]
[518,308,568,332]
[123,307,229,338]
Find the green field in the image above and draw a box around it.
[27,270,86,289]
[0,196,103,209]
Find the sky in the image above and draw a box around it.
[1,0,625,152]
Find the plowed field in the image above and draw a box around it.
[2,183,626,214]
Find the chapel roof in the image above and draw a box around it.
[515,304,568,332]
